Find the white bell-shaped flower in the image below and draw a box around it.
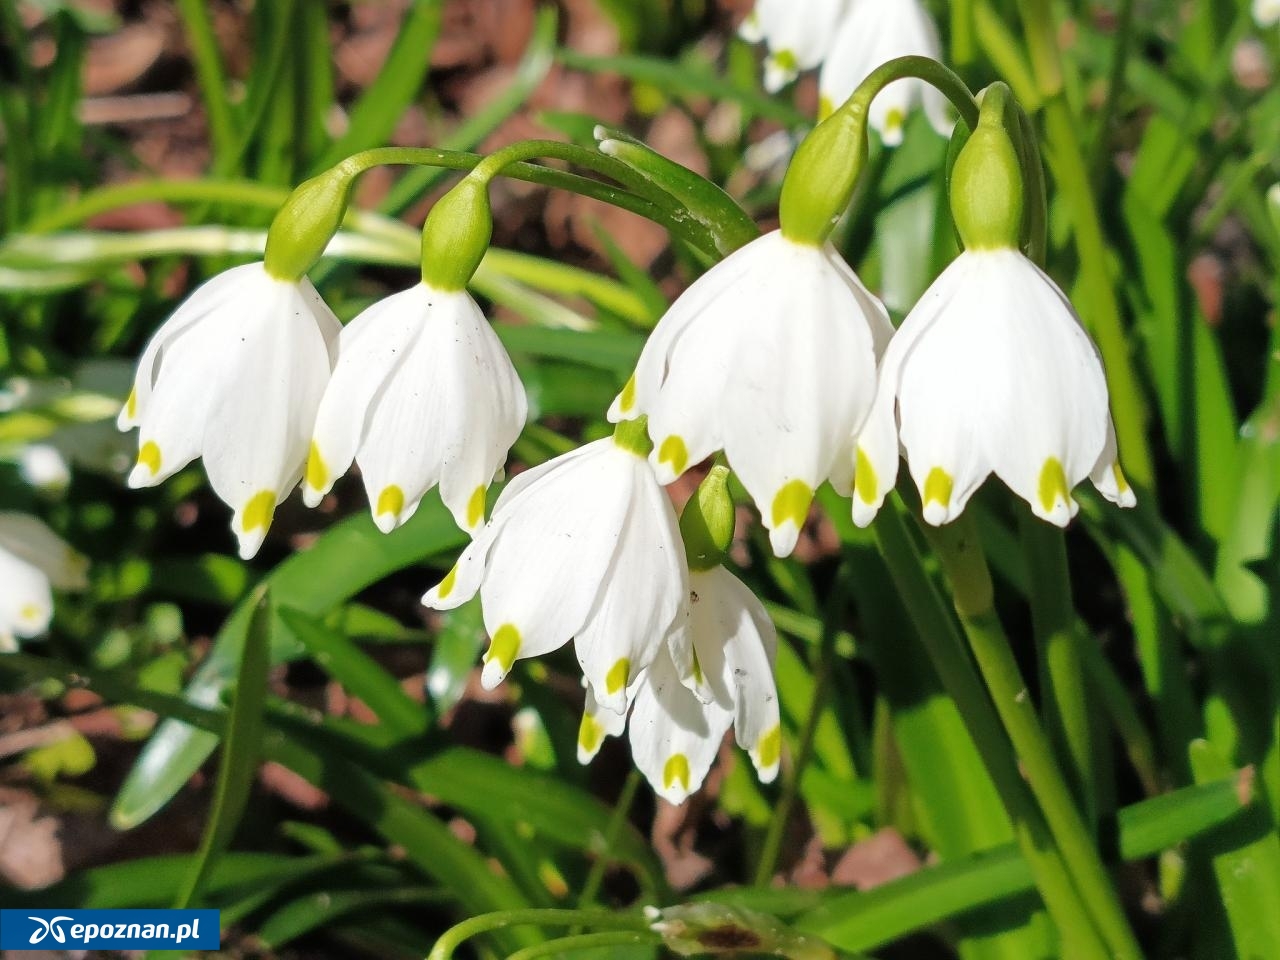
[852,248,1136,528]
[304,284,527,534]
[1255,0,1280,26]
[609,230,893,558]
[818,0,951,146]
[422,429,689,714]
[0,513,89,651]
[118,262,340,559]
[578,566,782,804]
[740,0,849,92]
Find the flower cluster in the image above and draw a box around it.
[742,0,950,144]
[118,264,525,558]
[113,59,1137,807]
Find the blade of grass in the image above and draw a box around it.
[315,0,443,170]
[173,587,272,909]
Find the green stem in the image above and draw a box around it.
[753,563,850,886]
[872,504,1111,959]
[925,513,1142,960]
[507,931,660,960]
[1017,0,1153,489]
[1089,0,1135,185]
[845,56,981,132]
[176,0,236,165]
[1020,516,1097,829]
[425,908,649,960]
[951,0,976,68]
[578,770,642,907]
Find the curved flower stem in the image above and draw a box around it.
[873,503,1111,959]
[753,561,852,887]
[425,908,650,960]
[340,145,705,248]
[577,769,643,908]
[923,512,1142,960]
[507,931,661,960]
[1016,0,1154,489]
[839,56,981,134]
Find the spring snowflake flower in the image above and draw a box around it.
[852,248,1136,528]
[609,230,893,557]
[578,565,781,804]
[0,513,88,651]
[118,262,340,559]
[303,284,526,534]
[740,0,849,92]
[1255,0,1280,27]
[422,428,688,714]
[818,0,950,145]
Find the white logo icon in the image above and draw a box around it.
[27,916,71,945]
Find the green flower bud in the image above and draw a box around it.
[263,163,359,281]
[679,464,735,571]
[949,83,1024,251]
[779,103,869,246]
[646,902,837,960]
[420,175,493,292]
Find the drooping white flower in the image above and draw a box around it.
[578,566,781,804]
[422,431,689,714]
[740,0,849,92]
[0,513,89,651]
[852,248,1136,528]
[118,262,340,560]
[609,230,893,558]
[1255,0,1280,27]
[818,0,951,146]
[304,284,526,534]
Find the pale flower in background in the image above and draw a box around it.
[853,249,1135,528]
[740,0,849,92]
[305,284,527,535]
[579,565,781,804]
[818,0,951,145]
[20,444,71,495]
[1254,0,1280,27]
[610,230,893,557]
[422,432,689,715]
[118,262,340,559]
[0,512,89,651]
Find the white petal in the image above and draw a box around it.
[421,523,497,611]
[718,237,880,555]
[473,441,637,688]
[306,288,421,508]
[611,231,764,423]
[0,513,88,589]
[433,294,528,534]
[574,457,689,714]
[644,313,731,485]
[201,278,334,558]
[118,263,260,430]
[752,0,847,72]
[628,645,733,805]
[577,681,628,763]
[0,547,54,639]
[1089,418,1137,509]
[894,254,994,525]
[975,253,1110,526]
[128,313,228,489]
